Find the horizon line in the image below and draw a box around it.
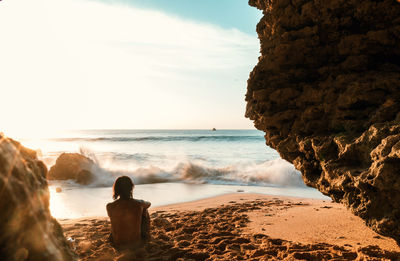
[63,128,260,131]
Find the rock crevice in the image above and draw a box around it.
[246,0,400,241]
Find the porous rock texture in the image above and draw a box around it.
[246,0,400,241]
[0,134,75,260]
[48,153,96,185]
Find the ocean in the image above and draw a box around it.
[20,129,329,218]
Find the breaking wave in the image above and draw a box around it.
[74,158,306,188]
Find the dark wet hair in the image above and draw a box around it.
[113,176,134,200]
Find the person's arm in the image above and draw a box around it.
[137,199,151,209]
[143,200,151,209]
[106,203,112,217]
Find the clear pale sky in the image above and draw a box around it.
[0,0,262,137]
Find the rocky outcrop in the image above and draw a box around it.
[48,153,96,185]
[246,0,400,241]
[0,134,75,260]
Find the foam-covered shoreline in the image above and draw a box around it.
[59,193,400,260]
[48,158,305,188]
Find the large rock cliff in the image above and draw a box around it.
[0,134,75,260]
[246,0,400,241]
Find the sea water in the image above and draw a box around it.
[19,129,329,218]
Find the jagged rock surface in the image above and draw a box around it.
[246,0,400,241]
[48,153,96,185]
[0,134,75,260]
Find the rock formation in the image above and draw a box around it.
[48,153,96,185]
[0,134,75,260]
[246,0,400,242]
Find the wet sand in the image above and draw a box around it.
[59,193,400,260]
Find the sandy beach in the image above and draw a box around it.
[59,193,400,260]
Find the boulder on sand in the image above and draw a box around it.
[48,153,96,185]
[0,134,75,260]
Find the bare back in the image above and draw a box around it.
[107,198,150,248]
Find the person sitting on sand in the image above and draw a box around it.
[107,176,151,249]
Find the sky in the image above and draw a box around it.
[0,0,262,137]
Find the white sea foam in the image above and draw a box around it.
[82,156,305,188]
